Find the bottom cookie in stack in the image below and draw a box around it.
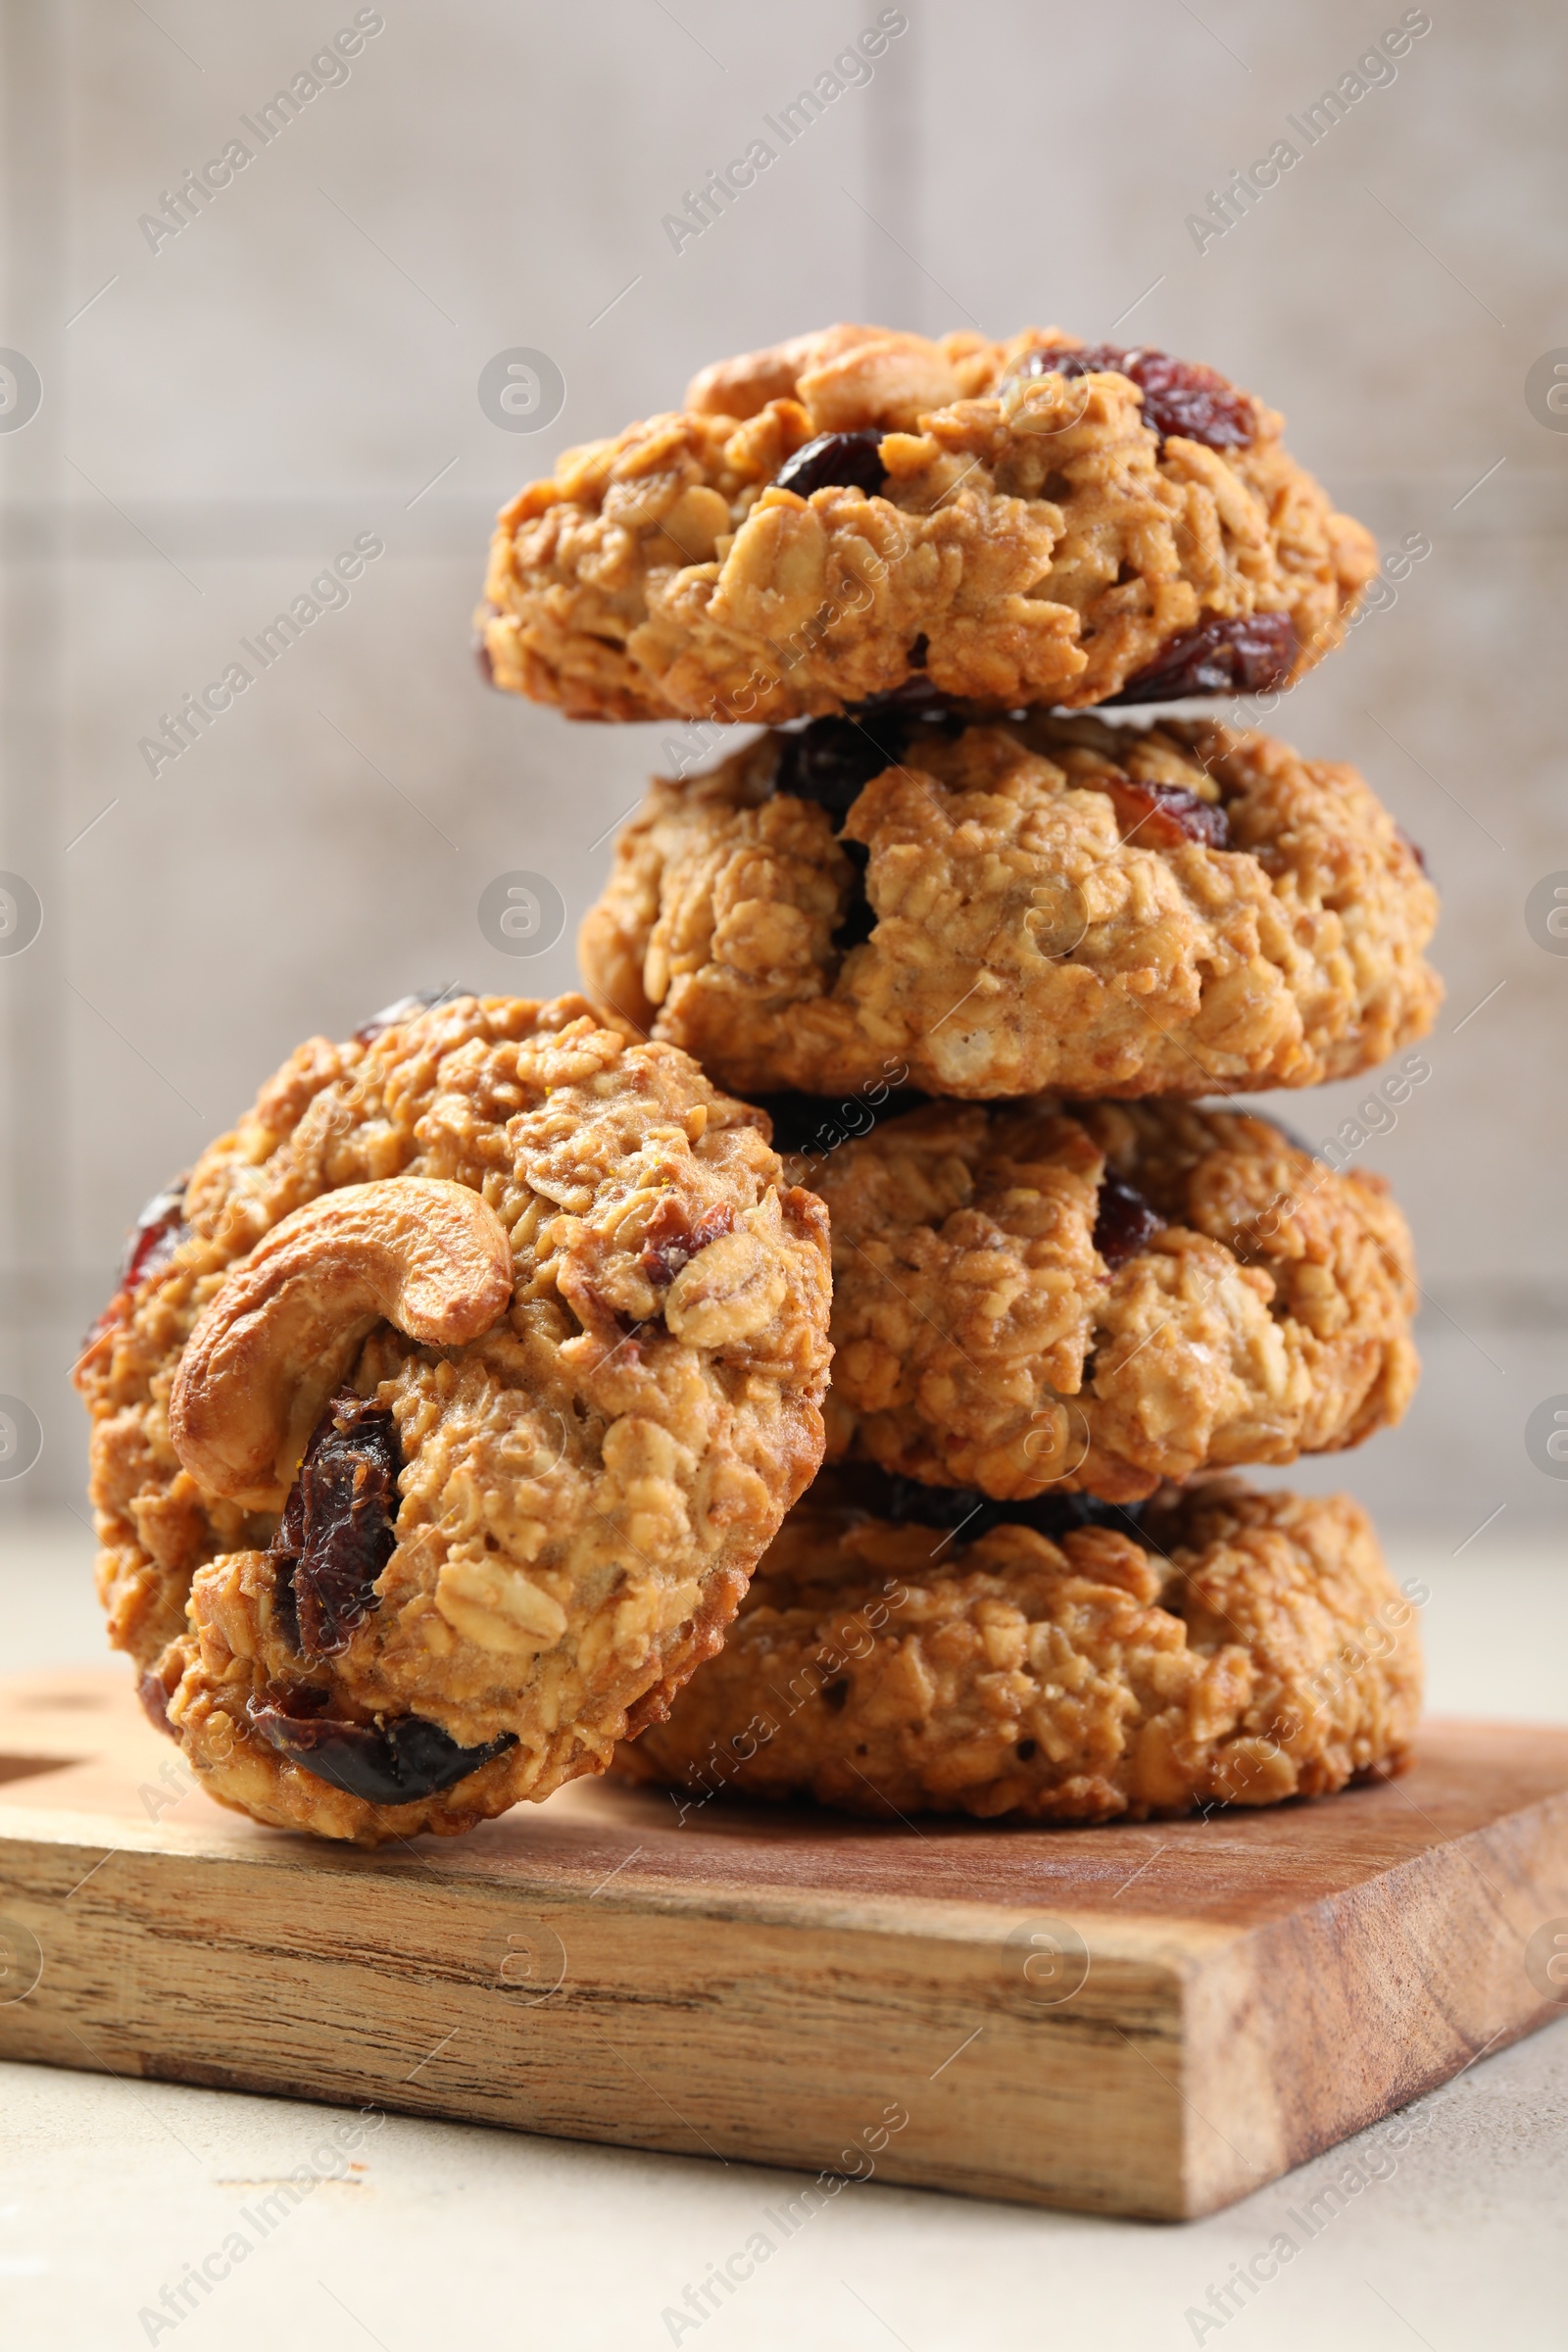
[612,1468,1422,1825]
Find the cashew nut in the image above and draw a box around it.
[662,1214,786,1346]
[796,334,963,433]
[684,323,883,417]
[170,1178,514,1508]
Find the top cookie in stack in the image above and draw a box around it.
[477,321,1377,723]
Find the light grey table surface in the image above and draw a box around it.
[2,1514,1565,2352]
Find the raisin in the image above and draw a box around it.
[272,1556,301,1652]
[772,692,972,826]
[750,1087,930,1158]
[773,427,887,500]
[639,1198,736,1289]
[771,717,893,953]
[249,1697,516,1806]
[1042,1492,1148,1542]
[270,1391,401,1659]
[1015,343,1255,454]
[770,701,970,953]
[353,989,461,1048]
[833,842,877,952]
[820,1678,851,1711]
[137,1668,178,1741]
[121,1176,191,1292]
[866,1474,991,1534]
[849,676,956,720]
[1015,1738,1039,1761]
[832,1462,1145,1545]
[1094,773,1230,852]
[270,1680,331,1715]
[771,711,911,825]
[1108,612,1298,704]
[1094,1171,1166,1269]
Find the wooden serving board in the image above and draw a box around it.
[1,1667,1565,2220]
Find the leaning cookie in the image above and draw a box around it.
[803,1095,1417,1503]
[612,1470,1422,1824]
[74,992,832,1844]
[479,322,1376,723]
[581,705,1440,1100]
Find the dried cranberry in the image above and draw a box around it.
[270,1392,401,1659]
[832,1463,1144,1544]
[1109,612,1298,704]
[1015,343,1255,454]
[1095,773,1230,852]
[1094,1171,1166,1269]
[353,989,462,1048]
[1010,343,1089,386]
[249,1697,515,1806]
[639,1198,736,1289]
[1092,345,1254,453]
[120,1177,191,1293]
[773,427,887,501]
[83,1184,192,1356]
[1396,823,1428,876]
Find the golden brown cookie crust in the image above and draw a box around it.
[579,711,1440,1101]
[74,994,832,1844]
[808,1096,1418,1502]
[612,1474,1423,1824]
[479,324,1376,723]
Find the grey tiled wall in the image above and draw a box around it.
[2,0,1564,1542]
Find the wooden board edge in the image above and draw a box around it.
[0,1831,1198,2218]
[1172,1779,1568,2215]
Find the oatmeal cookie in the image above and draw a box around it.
[805,1095,1417,1503]
[612,1469,1422,1823]
[478,322,1376,723]
[74,992,832,1844]
[580,706,1440,1100]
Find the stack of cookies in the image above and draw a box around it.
[483,322,1439,1827]
[75,323,1438,1848]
